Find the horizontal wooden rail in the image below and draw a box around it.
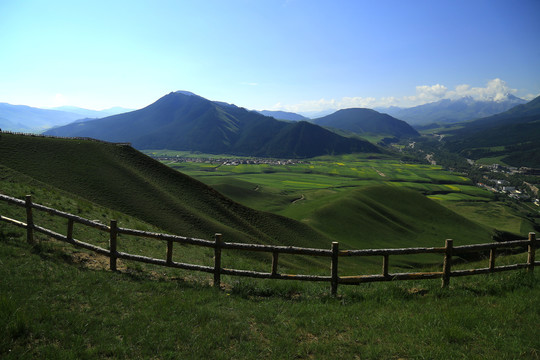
[450,263,531,277]
[340,271,444,284]
[34,223,111,257]
[118,227,215,247]
[340,246,446,256]
[453,240,531,252]
[221,268,331,282]
[116,251,215,274]
[0,193,109,231]
[0,215,27,228]
[222,241,332,256]
[1,193,538,295]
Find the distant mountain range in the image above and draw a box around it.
[312,108,419,139]
[440,95,540,167]
[257,110,309,121]
[45,91,380,158]
[0,103,132,132]
[378,95,527,126]
[50,106,132,119]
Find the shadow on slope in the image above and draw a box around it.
[304,185,494,249]
[0,134,330,252]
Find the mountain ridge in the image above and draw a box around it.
[312,108,419,139]
[378,95,527,126]
[45,92,380,158]
[440,95,540,167]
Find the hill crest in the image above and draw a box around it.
[312,108,419,138]
[45,92,380,158]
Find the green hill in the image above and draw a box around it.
[44,92,380,158]
[298,185,493,251]
[0,133,330,250]
[312,108,419,138]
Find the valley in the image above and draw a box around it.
[149,150,538,247]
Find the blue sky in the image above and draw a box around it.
[1,0,539,112]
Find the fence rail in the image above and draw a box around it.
[0,193,538,295]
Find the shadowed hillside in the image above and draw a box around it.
[312,108,419,138]
[0,133,330,249]
[441,95,540,167]
[291,185,494,250]
[45,92,380,158]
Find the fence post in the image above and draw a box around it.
[67,219,74,243]
[214,233,222,288]
[528,232,536,272]
[167,240,173,265]
[271,251,279,276]
[382,254,389,278]
[109,220,118,271]
[489,248,496,271]
[442,239,453,288]
[25,195,34,245]
[331,242,339,296]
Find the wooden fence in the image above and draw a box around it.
[0,193,538,295]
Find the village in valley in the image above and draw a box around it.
[475,163,540,206]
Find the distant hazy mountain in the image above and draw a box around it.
[257,110,308,121]
[312,108,419,138]
[0,103,133,132]
[0,103,86,132]
[0,116,22,129]
[378,95,527,126]
[45,91,380,158]
[441,95,540,167]
[50,106,133,119]
[299,109,337,119]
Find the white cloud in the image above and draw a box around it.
[52,93,68,107]
[446,78,517,101]
[272,78,526,113]
[272,98,337,113]
[416,84,448,99]
[399,84,449,106]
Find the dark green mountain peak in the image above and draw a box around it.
[45,92,380,158]
[313,107,419,138]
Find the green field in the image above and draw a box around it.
[155,151,537,252]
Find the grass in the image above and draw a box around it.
[1,227,539,359]
[1,135,539,359]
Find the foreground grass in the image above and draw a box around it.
[1,230,539,359]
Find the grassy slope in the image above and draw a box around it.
[0,134,330,252]
[286,185,494,249]
[1,230,538,360]
[165,157,503,250]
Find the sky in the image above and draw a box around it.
[1,0,539,113]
